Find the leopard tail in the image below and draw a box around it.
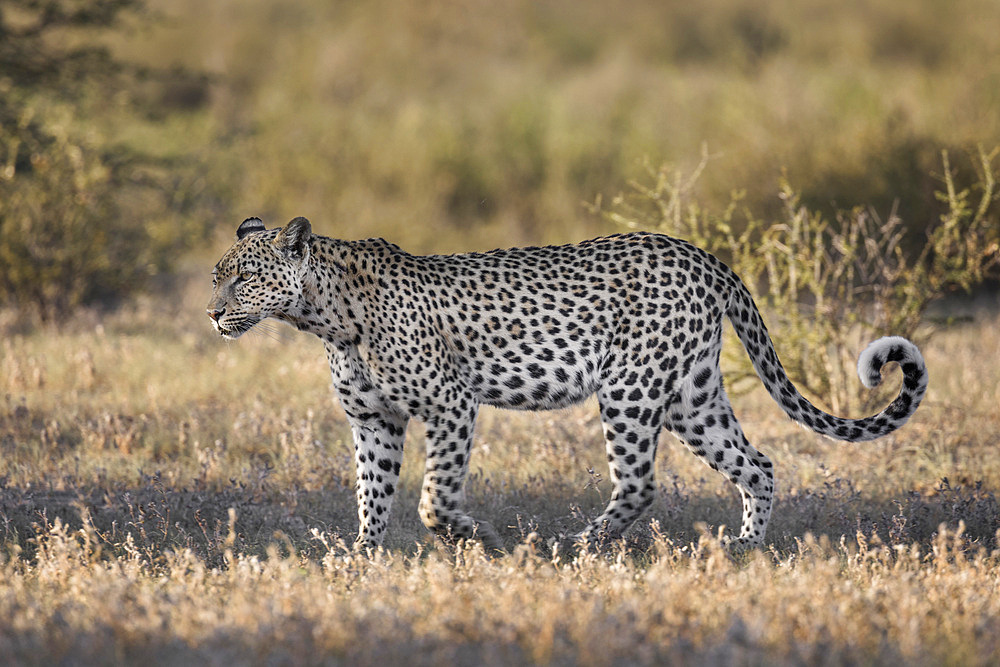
[725,274,928,442]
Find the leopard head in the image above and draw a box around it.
[206,216,312,339]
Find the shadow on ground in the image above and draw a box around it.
[1,471,996,564]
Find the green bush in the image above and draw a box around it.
[0,121,136,317]
[604,147,1000,414]
[0,0,215,320]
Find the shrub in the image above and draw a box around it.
[1,119,137,317]
[603,147,1000,414]
[0,0,213,320]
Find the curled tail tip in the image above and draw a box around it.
[857,336,926,389]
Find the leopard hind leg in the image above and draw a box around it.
[578,377,667,543]
[666,356,775,551]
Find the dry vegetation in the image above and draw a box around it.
[1,267,999,664]
[3,0,1000,663]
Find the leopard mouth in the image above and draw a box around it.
[215,315,260,339]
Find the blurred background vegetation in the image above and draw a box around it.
[1,0,999,319]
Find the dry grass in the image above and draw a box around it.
[1,267,999,664]
[4,521,999,665]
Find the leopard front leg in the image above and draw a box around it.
[418,402,503,553]
[326,342,410,550]
[347,412,408,550]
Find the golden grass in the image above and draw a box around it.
[1,268,999,663]
[2,517,999,664]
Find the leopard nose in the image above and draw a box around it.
[207,307,226,322]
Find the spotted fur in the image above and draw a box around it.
[207,217,928,551]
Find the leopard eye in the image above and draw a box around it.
[237,272,256,283]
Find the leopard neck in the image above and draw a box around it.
[291,236,376,346]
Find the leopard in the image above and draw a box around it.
[207,216,928,552]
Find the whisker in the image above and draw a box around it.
[248,327,282,344]
[255,321,296,342]
[238,319,296,345]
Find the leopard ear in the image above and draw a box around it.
[273,216,312,261]
[236,217,266,240]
